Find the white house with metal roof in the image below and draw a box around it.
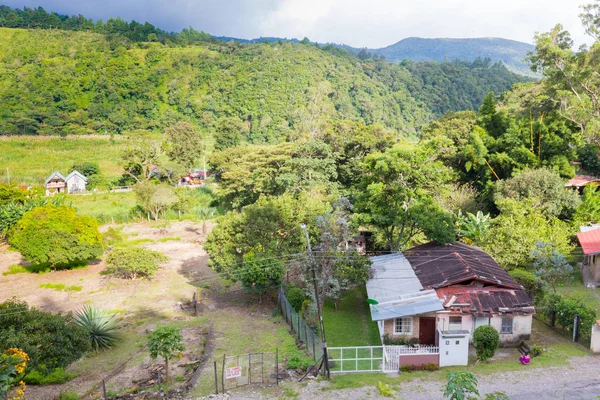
[45,170,87,196]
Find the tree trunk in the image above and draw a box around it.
[165,357,169,382]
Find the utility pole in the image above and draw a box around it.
[301,223,330,379]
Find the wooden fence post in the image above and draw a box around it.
[275,347,279,386]
[102,379,107,398]
[221,354,226,393]
[213,361,219,394]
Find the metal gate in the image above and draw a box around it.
[220,352,277,391]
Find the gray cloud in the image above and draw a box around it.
[1,0,592,47]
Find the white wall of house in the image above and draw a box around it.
[489,315,532,344]
[66,175,86,193]
[436,313,473,333]
[591,323,600,353]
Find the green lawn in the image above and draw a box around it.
[322,288,381,347]
[557,275,600,310]
[66,191,138,222]
[0,136,129,186]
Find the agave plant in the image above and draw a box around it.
[74,305,119,350]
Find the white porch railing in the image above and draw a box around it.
[328,346,384,374]
[329,345,440,373]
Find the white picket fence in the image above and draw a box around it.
[328,345,440,374]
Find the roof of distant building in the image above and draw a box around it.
[44,171,66,185]
[577,229,600,255]
[566,175,600,188]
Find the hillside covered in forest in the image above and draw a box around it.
[0,25,529,141]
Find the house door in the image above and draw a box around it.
[419,317,436,345]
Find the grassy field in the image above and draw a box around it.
[65,191,138,221]
[322,288,381,347]
[0,135,129,186]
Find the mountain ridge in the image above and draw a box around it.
[215,36,536,77]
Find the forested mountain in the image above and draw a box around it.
[372,38,535,77]
[0,27,528,141]
[217,36,535,77]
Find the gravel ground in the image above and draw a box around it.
[199,354,600,400]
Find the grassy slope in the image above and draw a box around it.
[0,136,128,186]
[65,191,138,221]
[322,288,381,347]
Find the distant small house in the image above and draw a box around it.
[577,226,600,287]
[65,171,87,194]
[366,242,534,355]
[565,175,600,191]
[45,171,67,196]
[45,170,87,196]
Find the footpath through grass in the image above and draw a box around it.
[322,288,381,347]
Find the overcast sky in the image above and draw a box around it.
[2,0,593,48]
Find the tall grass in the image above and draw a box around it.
[0,136,127,186]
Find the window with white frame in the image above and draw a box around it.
[501,317,513,334]
[394,317,412,335]
[449,316,462,331]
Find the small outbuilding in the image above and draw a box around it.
[45,171,67,196]
[65,171,87,193]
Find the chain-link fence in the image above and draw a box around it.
[278,286,322,361]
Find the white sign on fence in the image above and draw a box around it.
[225,366,242,379]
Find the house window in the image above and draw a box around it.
[394,317,412,335]
[501,317,513,334]
[449,316,462,331]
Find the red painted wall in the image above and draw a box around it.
[399,353,439,367]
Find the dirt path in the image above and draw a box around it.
[205,354,599,400]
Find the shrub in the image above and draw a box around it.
[473,325,500,361]
[104,246,167,279]
[0,299,90,374]
[58,391,80,400]
[74,306,119,350]
[286,286,306,312]
[376,381,396,397]
[8,205,103,268]
[382,334,409,346]
[23,368,77,385]
[530,344,544,357]
[444,371,479,400]
[540,293,597,337]
[400,363,439,372]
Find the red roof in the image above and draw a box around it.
[577,229,600,255]
[566,175,600,187]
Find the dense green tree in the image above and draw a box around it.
[479,199,574,269]
[8,205,103,267]
[164,121,206,169]
[354,144,456,250]
[494,168,580,219]
[531,241,574,292]
[121,141,165,182]
[204,192,329,279]
[134,181,178,220]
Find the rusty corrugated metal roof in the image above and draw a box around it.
[436,286,534,315]
[404,242,521,290]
